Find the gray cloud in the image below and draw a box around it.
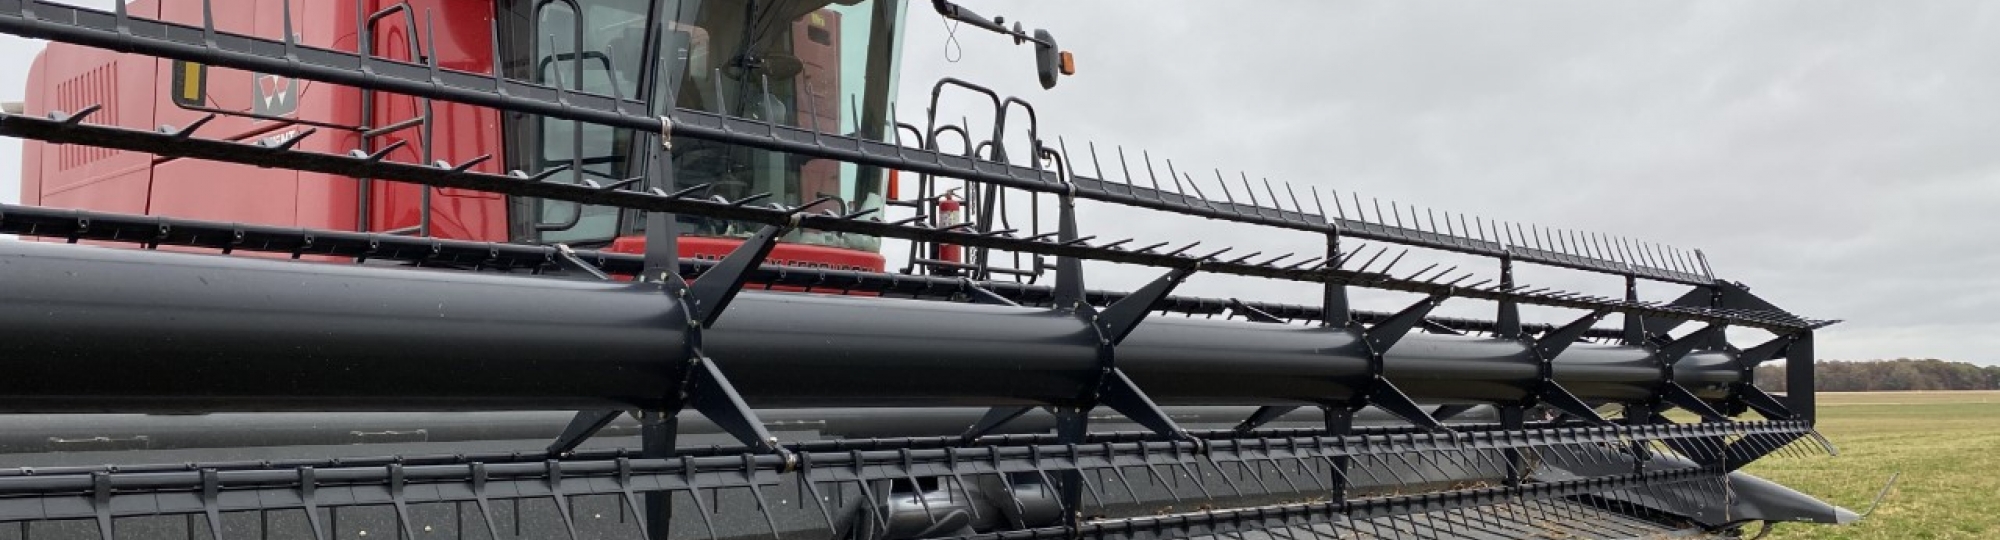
[898,1,2000,365]
[1,1,1990,364]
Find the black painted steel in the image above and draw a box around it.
[0,113,1827,332]
[0,406,1472,460]
[968,467,1727,540]
[0,203,1630,339]
[0,241,1741,413]
[0,420,1816,522]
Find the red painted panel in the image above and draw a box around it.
[40,168,150,216]
[151,158,300,225]
[294,127,363,233]
[19,53,46,206]
[152,0,272,145]
[363,0,507,241]
[17,0,511,239]
[291,0,368,233]
[146,0,300,226]
[23,0,158,210]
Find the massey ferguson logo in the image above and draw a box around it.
[253,74,298,116]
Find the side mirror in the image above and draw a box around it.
[932,1,1073,89]
[1032,29,1073,90]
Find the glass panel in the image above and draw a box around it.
[528,0,650,244]
[659,0,904,252]
[513,0,905,251]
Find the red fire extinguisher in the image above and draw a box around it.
[938,189,964,264]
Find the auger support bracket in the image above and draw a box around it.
[1526,310,1613,425]
[1354,294,1448,430]
[547,225,793,457]
[1650,324,1728,422]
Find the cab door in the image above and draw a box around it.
[496,0,652,246]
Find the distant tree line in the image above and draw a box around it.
[1753,359,2000,392]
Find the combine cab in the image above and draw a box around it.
[0,1,1854,539]
[16,0,905,270]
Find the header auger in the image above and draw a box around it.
[0,1,1850,539]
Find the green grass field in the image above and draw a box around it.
[1740,391,2000,539]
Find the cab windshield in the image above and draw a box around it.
[502,0,906,251]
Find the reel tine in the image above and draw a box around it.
[1403,263,1439,282]
[1211,170,1239,208]
[1164,242,1202,257]
[1107,462,1143,504]
[1350,452,1389,487]
[1136,447,1183,502]
[1792,432,1824,458]
[797,469,838,532]
[1200,452,1246,497]
[1076,465,1109,509]
[1283,180,1306,216]
[1551,440,1592,468]
[1220,250,1257,264]
[1172,459,1213,500]
[1375,249,1411,276]
[1085,140,1107,180]
[1230,170,1258,208]
[1135,148,1164,197]
[940,449,981,522]
[990,466,1032,525]
[1286,440,1330,492]
[677,456,720,540]
[1775,432,1806,459]
[1344,244,1376,268]
[167,114,220,139]
[1390,447,1435,486]
[1741,431,1779,460]
[1805,430,1838,457]
[1265,177,1290,214]
[1262,447,1304,495]
[1225,450,1273,495]
[1424,265,1459,284]
[737,454,783,539]
[1183,171,1212,206]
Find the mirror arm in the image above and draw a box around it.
[931,0,1054,47]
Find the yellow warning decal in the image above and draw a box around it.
[170,60,206,108]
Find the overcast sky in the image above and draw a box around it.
[2,1,1995,365]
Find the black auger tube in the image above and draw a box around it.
[0,242,1739,412]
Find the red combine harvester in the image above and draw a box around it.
[20,0,903,272]
[0,1,1863,539]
